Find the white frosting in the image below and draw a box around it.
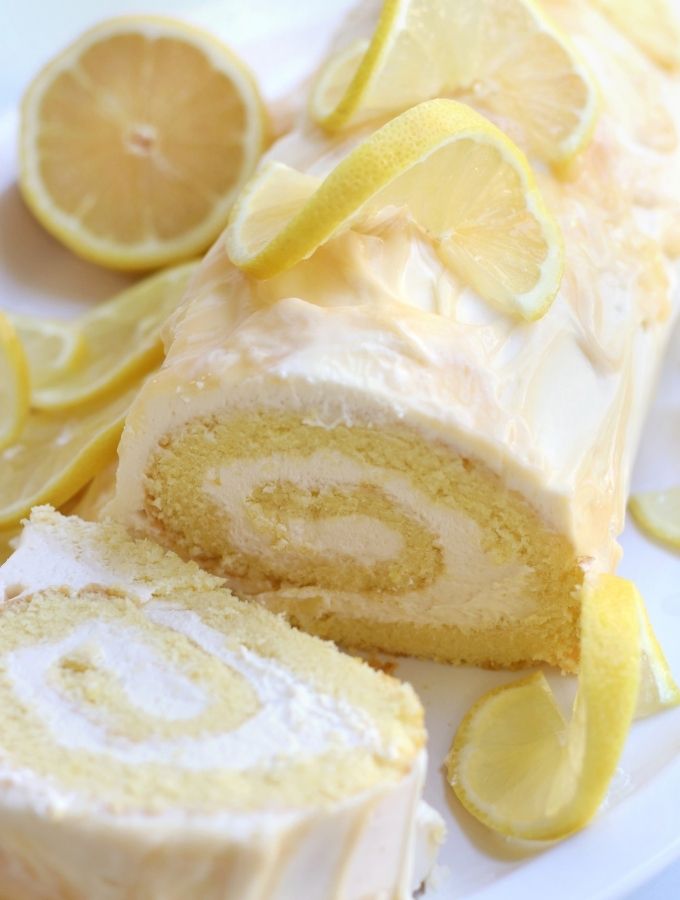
[0,749,439,900]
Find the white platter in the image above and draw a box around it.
[1,2,679,897]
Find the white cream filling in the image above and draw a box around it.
[5,602,382,770]
[286,514,404,562]
[0,526,157,603]
[204,450,533,626]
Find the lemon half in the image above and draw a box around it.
[20,16,267,270]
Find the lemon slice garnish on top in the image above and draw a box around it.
[226,99,563,321]
[594,0,680,72]
[310,0,599,164]
[0,379,143,529]
[447,576,679,841]
[19,16,267,271]
[28,262,197,411]
[0,313,30,452]
[629,487,680,553]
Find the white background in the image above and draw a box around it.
[0,1,678,897]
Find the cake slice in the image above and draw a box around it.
[0,508,441,900]
[108,2,680,673]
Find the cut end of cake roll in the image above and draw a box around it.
[110,290,586,674]
[0,508,440,900]
[144,405,583,672]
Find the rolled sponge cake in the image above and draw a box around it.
[0,508,441,900]
[109,1,680,672]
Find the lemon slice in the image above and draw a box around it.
[0,313,30,451]
[19,16,267,271]
[10,314,86,394]
[31,263,197,411]
[629,487,680,552]
[0,380,142,528]
[635,590,680,717]
[310,0,598,164]
[226,99,563,320]
[447,576,678,841]
[594,0,680,71]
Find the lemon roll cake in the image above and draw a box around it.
[110,1,680,672]
[0,508,442,900]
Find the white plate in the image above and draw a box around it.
[1,2,679,897]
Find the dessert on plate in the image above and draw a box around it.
[2,0,679,889]
[0,508,442,900]
[109,0,680,672]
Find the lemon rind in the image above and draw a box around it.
[310,0,403,131]
[0,313,30,451]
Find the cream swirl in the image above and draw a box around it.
[5,607,381,772]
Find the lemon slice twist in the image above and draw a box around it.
[447,576,679,841]
[310,0,599,164]
[226,99,563,321]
